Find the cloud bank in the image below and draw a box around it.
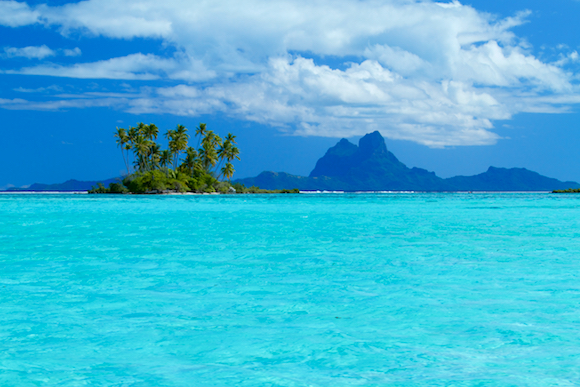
[1,0,579,146]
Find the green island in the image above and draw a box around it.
[552,188,580,193]
[89,122,299,194]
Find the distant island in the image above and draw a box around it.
[7,122,297,194]
[92,122,244,194]
[8,130,579,193]
[235,131,580,192]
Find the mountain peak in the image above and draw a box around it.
[236,131,580,191]
[309,131,407,181]
[358,131,387,155]
[326,138,358,157]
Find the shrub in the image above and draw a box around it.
[171,180,188,193]
[123,170,169,193]
[108,182,128,194]
[215,182,231,194]
[232,182,246,193]
[88,182,109,194]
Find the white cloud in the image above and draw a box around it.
[113,57,513,146]
[0,0,530,72]
[13,85,62,93]
[7,53,216,81]
[3,45,83,59]
[4,45,55,59]
[1,0,579,146]
[0,0,39,27]
[63,47,82,57]
[554,50,580,67]
[365,45,430,77]
[0,97,31,105]
[436,0,461,8]
[0,95,130,110]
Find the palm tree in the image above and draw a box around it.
[149,143,162,170]
[128,126,139,142]
[114,127,130,174]
[144,123,159,141]
[137,122,147,136]
[200,130,220,172]
[215,136,240,180]
[217,138,230,162]
[181,147,199,176]
[225,132,237,145]
[173,125,189,170]
[220,162,235,181]
[160,149,172,169]
[215,138,231,177]
[126,126,139,169]
[227,144,240,163]
[165,129,177,169]
[195,123,207,149]
[124,143,133,172]
[132,134,151,172]
[112,121,240,193]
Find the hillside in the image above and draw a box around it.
[236,132,580,191]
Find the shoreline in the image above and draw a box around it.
[0,190,554,195]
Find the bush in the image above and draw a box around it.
[189,170,218,193]
[171,180,188,193]
[108,182,128,194]
[203,184,216,193]
[88,182,109,194]
[232,182,246,193]
[215,182,231,194]
[123,170,170,193]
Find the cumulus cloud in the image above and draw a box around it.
[63,47,82,57]
[0,0,39,27]
[3,45,56,59]
[126,57,510,147]
[554,51,580,67]
[1,0,579,146]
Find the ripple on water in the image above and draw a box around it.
[1,193,580,385]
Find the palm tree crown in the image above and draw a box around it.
[113,122,241,193]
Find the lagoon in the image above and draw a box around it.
[1,193,580,386]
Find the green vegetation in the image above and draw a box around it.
[552,188,580,193]
[101,122,239,194]
[231,183,299,194]
[89,122,299,194]
[88,182,128,194]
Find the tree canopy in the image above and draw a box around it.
[93,121,298,194]
[108,122,240,194]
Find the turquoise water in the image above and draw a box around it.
[1,193,580,386]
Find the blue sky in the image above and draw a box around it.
[1,0,580,188]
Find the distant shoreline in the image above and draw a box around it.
[0,190,555,195]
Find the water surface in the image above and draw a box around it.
[1,193,580,386]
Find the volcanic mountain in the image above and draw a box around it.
[236,131,580,191]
